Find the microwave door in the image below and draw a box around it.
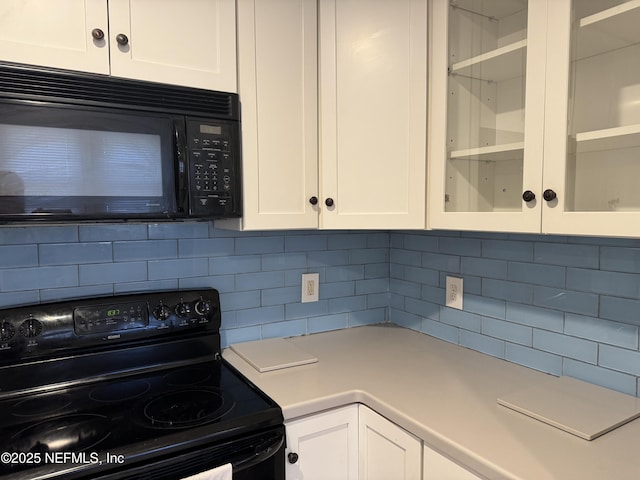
[0,102,179,220]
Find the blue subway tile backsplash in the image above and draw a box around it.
[3,224,640,396]
[391,231,640,397]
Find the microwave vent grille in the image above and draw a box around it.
[0,62,238,119]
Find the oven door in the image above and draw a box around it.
[89,426,285,480]
[0,101,183,221]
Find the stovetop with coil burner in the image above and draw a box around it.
[0,289,283,480]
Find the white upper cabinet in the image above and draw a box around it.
[428,0,546,233]
[0,0,110,74]
[429,0,640,237]
[0,0,237,92]
[229,0,319,230]
[542,0,640,236]
[108,0,236,92]
[225,0,427,231]
[319,0,428,229]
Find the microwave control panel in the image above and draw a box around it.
[186,119,240,217]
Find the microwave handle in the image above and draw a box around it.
[174,120,189,214]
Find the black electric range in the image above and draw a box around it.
[0,289,284,480]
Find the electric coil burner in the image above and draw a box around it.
[0,289,285,480]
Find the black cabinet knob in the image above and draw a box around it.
[116,33,129,46]
[522,190,536,202]
[287,452,299,464]
[543,189,557,202]
[91,28,105,40]
[325,198,334,207]
[309,196,318,205]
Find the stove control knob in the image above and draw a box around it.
[19,318,43,338]
[153,303,172,321]
[194,298,213,316]
[1,322,15,341]
[175,301,192,318]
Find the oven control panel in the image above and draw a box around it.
[74,301,149,335]
[74,296,215,336]
[0,289,221,360]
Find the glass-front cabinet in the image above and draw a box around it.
[544,0,640,236]
[429,0,640,237]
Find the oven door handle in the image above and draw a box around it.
[233,432,285,472]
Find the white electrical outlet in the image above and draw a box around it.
[445,276,463,310]
[301,273,319,303]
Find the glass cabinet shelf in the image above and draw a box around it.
[576,0,640,60]
[450,40,527,82]
[450,0,526,23]
[575,124,640,154]
[450,142,524,161]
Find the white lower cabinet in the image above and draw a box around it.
[284,404,421,480]
[359,405,422,480]
[285,405,359,480]
[423,445,482,480]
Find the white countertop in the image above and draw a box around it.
[222,324,640,479]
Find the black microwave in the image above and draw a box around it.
[0,62,241,222]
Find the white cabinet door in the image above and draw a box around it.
[319,0,427,229]
[285,405,359,480]
[0,0,236,92]
[359,405,422,480]
[0,0,109,74]
[428,0,547,233]
[222,0,427,232]
[108,0,236,91]
[541,0,640,237]
[423,445,482,480]
[228,0,318,230]
[429,0,640,238]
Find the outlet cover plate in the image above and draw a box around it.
[446,276,463,310]
[301,273,319,303]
